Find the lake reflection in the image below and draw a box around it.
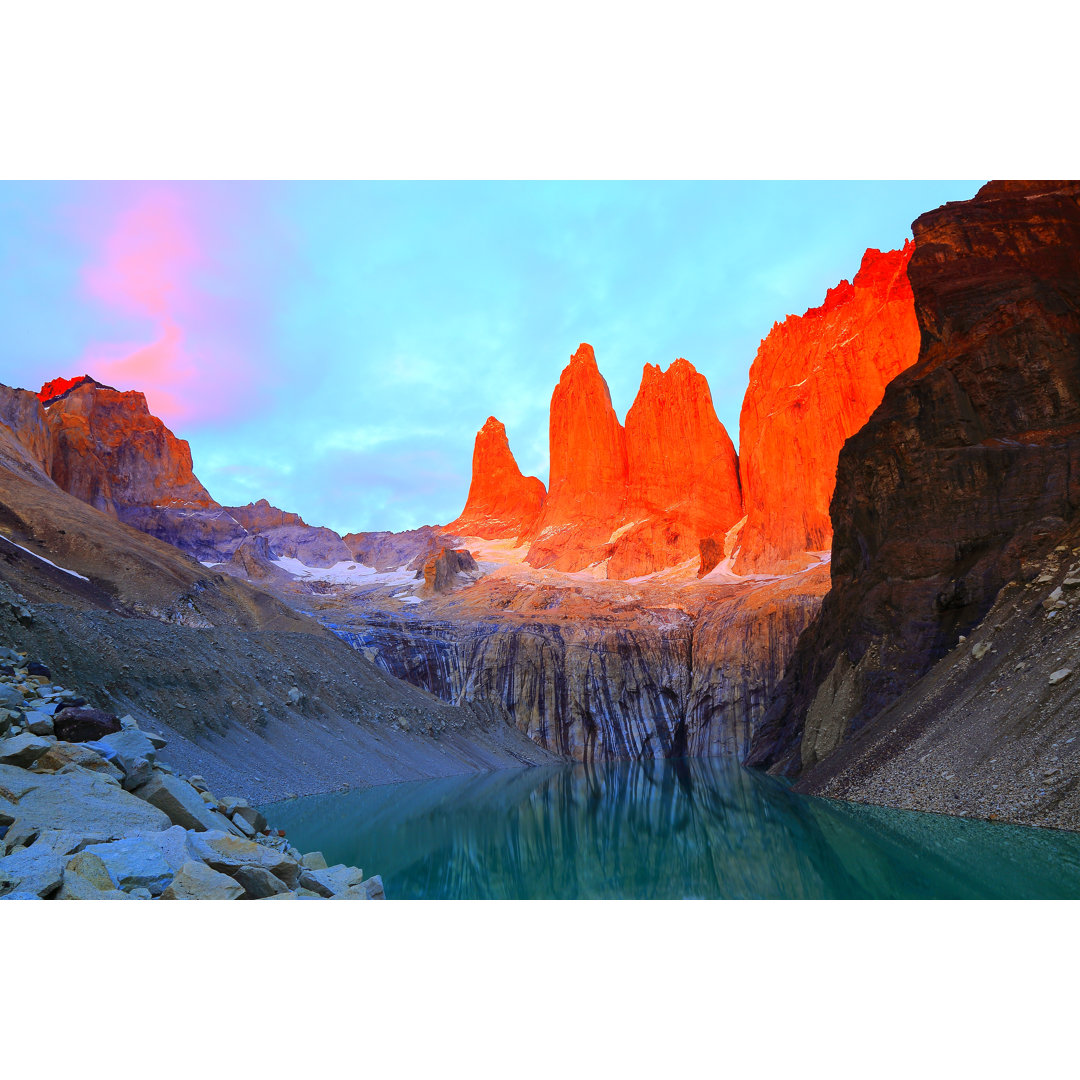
[263,758,1080,900]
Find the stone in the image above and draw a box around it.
[185,830,302,888]
[287,686,302,705]
[32,742,124,781]
[231,864,290,898]
[0,732,52,768]
[445,416,547,540]
[95,729,158,773]
[736,244,920,574]
[0,762,42,803]
[330,875,385,900]
[121,758,153,792]
[24,711,54,736]
[131,772,244,835]
[1049,669,1073,685]
[300,851,328,871]
[231,804,267,834]
[0,684,25,711]
[25,662,50,679]
[230,813,257,838]
[299,863,365,897]
[52,707,121,743]
[82,837,176,895]
[161,860,244,900]
[972,642,991,660]
[0,844,64,898]
[57,850,116,897]
[9,766,171,839]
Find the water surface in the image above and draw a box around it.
[263,758,1080,899]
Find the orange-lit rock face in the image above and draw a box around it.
[42,379,218,515]
[525,344,629,571]
[735,243,920,574]
[445,417,546,539]
[609,358,742,577]
[37,375,96,405]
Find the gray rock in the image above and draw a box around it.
[57,850,115,898]
[232,804,267,834]
[1049,668,1073,685]
[299,864,365,897]
[121,758,154,792]
[9,767,171,839]
[330,875,385,900]
[0,732,52,768]
[96,729,158,773]
[32,742,124,782]
[161,860,244,900]
[144,732,168,750]
[2,820,40,855]
[131,773,245,835]
[186,830,302,888]
[0,762,41,803]
[24,711,53,736]
[232,864,290,898]
[220,796,250,816]
[0,684,25,712]
[82,837,176,895]
[300,851,328,871]
[230,813,257,839]
[0,844,64,897]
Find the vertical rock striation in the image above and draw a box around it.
[445,416,546,539]
[735,244,921,574]
[749,181,1080,775]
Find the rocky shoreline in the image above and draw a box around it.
[0,643,384,900]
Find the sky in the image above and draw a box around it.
[0,180,981,534]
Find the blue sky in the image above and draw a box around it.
[0,180,980,534]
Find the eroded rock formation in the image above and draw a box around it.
[524,344,629,572]
[609,358,742,578]
[735,244,920,574]
[446,417,546,539]
[749,181,1080,775]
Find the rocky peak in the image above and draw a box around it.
[524,343,629,571]
[734,243,920,573]
[37,375,103,406]
[445,416,546,540]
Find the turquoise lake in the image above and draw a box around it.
[263,758,1080,900]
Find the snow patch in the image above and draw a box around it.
[0,536,89,581]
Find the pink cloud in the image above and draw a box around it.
[77,187,252,426]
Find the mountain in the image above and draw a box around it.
[445,417,546,539]
[748,182,1080,806]
[523,344,629,572]
[735,244,920,573]
[608,357,742,578]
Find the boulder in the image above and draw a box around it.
[186,830,301,888]
[0,685,25,712]
[161,860,244,900]
[0,844,64,898]
[330,876,385,900]
[231,804,267,834]
[81,837,176,895]
[231,864,290,898]
[24,711,54,736]
[131,773,244,835]
[0,762,41,803]
[94,729,157,772]
[300,851,328,871]
[32,742,124,781]
[53,708,121,743]
[299,864,365,897]
[9,767,171,839]
[0,733,52,768]
[57,850,116,898]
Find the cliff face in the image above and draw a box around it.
[332,568,826,763]
[224,500,306,532]
[735,245,921,574]
[0,386,54,481]
[608,358,742,578]
[445,417,546,539]
[524,344,628,572]
[749,181,1080,776]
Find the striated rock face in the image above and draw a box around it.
[0,386,54,481]
[524,344,629,572]
[735,244,921,574]
[333,569,826,762]
[749,181,1080,775]
[446,417,546,539]
[257,525,352,569]
[223,500,306,533]
[609,358,742,578]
